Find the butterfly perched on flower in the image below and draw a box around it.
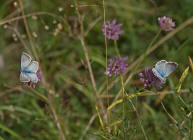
[20,52,39,84]
[152,60,178,83]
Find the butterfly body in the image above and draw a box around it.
[21,69,34,73]
[152,60,178,83]
[20,52,39,83]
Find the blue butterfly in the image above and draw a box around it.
[152,60,178,83]
[20,52,39,83]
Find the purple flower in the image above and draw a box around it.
[28,70,42,88]
[139,67,163,88]
[158,16,175,32]
[105,56,127,77]
[102,19,124,40]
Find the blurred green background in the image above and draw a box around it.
[0,0,193,139]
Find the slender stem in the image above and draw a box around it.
[190,113,193,140]
[120,75,126,139]
[129,100,148,140]
[74,0,97,95]
[48,94,66,140]
[73,0,106,125]
[102,0,110,123]
[79,114,97,140]
[146,29,161,54]
[113,40,126,138]
[120,76,125,100]
[177,95,188,109]
[18,0,38,61]
[7,26,32,55]
[0,12,67,26]
[132,29,161,72]
[161,101,178,125]
[114,40,121,57]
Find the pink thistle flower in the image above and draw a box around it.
[158,16,175,32]
[102,19,124,40]
[139,68,163,89]
[105,56,127,77]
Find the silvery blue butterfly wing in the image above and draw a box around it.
[152,60,178,83]
[21,52,31,68]
[24,61,39,83]
[20,52,39,83]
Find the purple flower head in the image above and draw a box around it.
[105,56,127,77]
[139,67,163,88]
[158,16,175,32]
[27,70,42,88]
[102,19,124,40]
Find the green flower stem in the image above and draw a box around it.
[114,40,121,57]
[103,0,110,125]
[114,39,126,138]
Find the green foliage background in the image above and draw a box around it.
[0,0,193,139]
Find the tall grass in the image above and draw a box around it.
[0,0,193,139]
